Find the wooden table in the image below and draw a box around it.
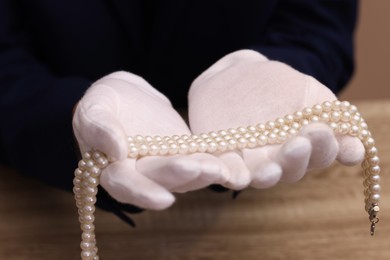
[1,100,390,260]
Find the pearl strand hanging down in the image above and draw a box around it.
[74,100,381,260]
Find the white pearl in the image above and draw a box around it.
[301,119,309,126]
[134,135,144,143]
[198,142,208,152]
[256,123,266,131]
[218,130,228,136]
[74,168,83,178]
[281,125,290,132]
[95,157,109,168]
[303,107,313,117]
[247,137,257,148]
[284,115,294,124]
[83,205,95,214]
[78,160,88,170]
[73,177,82,187]
[369,156,380,166]
[338,123,350,135]
[89,166,101,178]
[83,196,97,205]
[217,141,228,152]
[188,142,198,153]
[312,104,323,115]
[267,133,277,144]
[257,135,267,146]
[168,143,179,155]
[330,111,341,122]
[80,241,95,251]
[148,144,159,156]
[84,187,98,196]
[154,136,162,142]
[367,147,378,157]
[320,112,330,123]
[128,146,139,158]
[237,137,248,149]
[277,131,288,142]
[159,144,168,155]
[265,121,276,130]
[370,184,381,193]
[341,111,351,122]
[310,115,319,123]
[293,111,303,121]
[223,134,233,141]
[369,165,381,174]
[76,201,84,209]
[275,117,285,127]
[332,100,341,110]
[340,101,351,111]
[291,122,300,130]
[138,144,149,156]
[349,105,358,114]
[73,186,82,195]
[228,128,237,135]
[227,139,237,150]
[81,214,95,223]
[322,101,332,112]
[247,126,257,133]
[81,250,93,259]
[349,125,359,136]
[86,177,99,187]
[358,129,370,140]
[206,141,218,153]
[351,114,361,124]
[364,137,375,148]
[81,223,95,232]
[238,127,247,134]
[288,129,297,136]
[370,193,380,203]
[83,152,92,160]
[369,174,380,184]
[82,232,96,242]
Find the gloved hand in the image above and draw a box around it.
[188,50,364,190]
[73,72,228,210]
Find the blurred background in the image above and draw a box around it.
[340,0,390,100]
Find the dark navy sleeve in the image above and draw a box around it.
[249,0,358,94]
[0,0,91,190]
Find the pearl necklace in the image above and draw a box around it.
[73,100,381,260]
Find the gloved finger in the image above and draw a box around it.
[336,135,365,166]
[135,155,202,190]
[172,153,230,193]
[299,123,339,169]
[73,86,128,161]
[242,147,282,189]
[274,136,312,183]
[100,159,175,210]
[96,71,171,103]
[217,151,251,190]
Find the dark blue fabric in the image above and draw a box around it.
[0,0,358,217]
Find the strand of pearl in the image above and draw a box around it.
[73,100,381,259]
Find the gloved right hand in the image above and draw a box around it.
[73,72,228,210]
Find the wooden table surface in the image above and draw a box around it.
[1,100,390,260]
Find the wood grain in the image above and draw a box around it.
[1,100,390,259]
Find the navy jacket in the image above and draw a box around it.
[0,0,358,220]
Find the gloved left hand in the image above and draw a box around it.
[188,50,364,190]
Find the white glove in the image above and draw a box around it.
[73,72,228,210]
[188,50,364,190]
